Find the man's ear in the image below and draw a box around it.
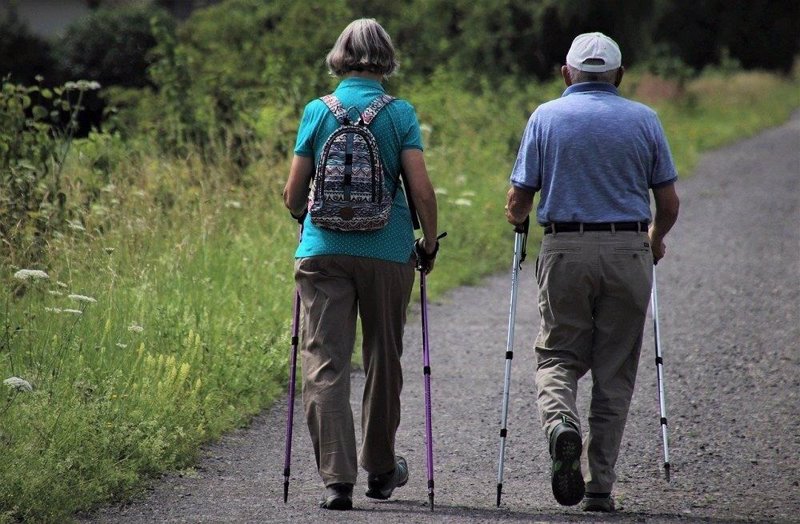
[561,65,572,87]
[614,66,625,87]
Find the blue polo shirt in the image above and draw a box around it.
[510,82,678,225]
[294,77,423,263]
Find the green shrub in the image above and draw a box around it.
[56,6,168,89]
[0,78,100,266]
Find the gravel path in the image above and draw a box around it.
[81,112,800,523]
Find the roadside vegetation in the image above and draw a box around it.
[1,1,798,521]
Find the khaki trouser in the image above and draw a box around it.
[534,230,653,494]
[295,255,415,486]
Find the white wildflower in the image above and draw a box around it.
[128,323,144,333]
[460,190,476,197]
[224,200,243,209]
[67,220,86,232]
[63,309,83,315]
[104,247,115,255]
[13,269,50,281]
[56,281,68,288]
[65,80,101,91]
[3,377,33,392]
[116,343,128,349]
[48,290,63,296]
[68,294,97,304]
[434,188,449,196]
[419,123,433,134]
[453,198,473,207]
[455,175,467,185]
[45,307,63,313]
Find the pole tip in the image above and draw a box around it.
[664,463,671,482]
[283,481,289,503]
[429,493,435,511]
[496,484,502,507]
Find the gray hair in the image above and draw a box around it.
[567,64,619,84]
[326,18,398,77]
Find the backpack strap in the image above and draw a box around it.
[360,94,395,125]
[320,94,349,124]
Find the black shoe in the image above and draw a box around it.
[549,422,585,506]
[320,483,353,510]
[365,456,409,500]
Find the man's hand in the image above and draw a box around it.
[649,231,666,264]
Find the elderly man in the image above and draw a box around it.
[505,32,679,512]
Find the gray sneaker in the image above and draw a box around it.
[549,422,584,506]
[582,493,615,512]
[365,456,409,500]
[319,483,353,510]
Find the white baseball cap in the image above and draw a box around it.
[566,32,622,72]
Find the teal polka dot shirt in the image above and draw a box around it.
[293,77,423,263]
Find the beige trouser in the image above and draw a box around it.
[295,255,415,486]
[534,230,653,494]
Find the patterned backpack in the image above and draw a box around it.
[308,93,396,231]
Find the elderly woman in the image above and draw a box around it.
[283,18,439,510]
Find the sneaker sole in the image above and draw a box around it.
[365,475,408,500]
[551,430,584,506]
[320,496,353,510]
[365,460,409,501]
[582,499,614,512]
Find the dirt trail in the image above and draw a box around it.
[81,112,800,523]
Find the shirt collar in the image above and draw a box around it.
[562,82,619,97]
[337,77,385,91]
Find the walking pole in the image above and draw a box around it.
[283,225,303,503]
[496,217,529,507]
[416,232,446,511]
[651,265,671,482]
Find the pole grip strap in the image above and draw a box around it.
[423,365,431,375]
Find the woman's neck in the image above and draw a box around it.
[343,71,383,82]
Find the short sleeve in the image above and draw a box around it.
[509,111,541,191]
[293,101,320,157]
[399,101,423,151]
[649,114,678,188]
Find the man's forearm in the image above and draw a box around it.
[505,186,536,225]
[651,184,680,240]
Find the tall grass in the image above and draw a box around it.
[1,68,798,522]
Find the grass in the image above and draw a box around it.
[1,67,798,522]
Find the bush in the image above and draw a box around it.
[53,5,170,135]
[0,79,101,266]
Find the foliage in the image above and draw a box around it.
[51,5,170,134]
[0,78,101,266]
[56,6,167,89]
[654,0,800,73]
